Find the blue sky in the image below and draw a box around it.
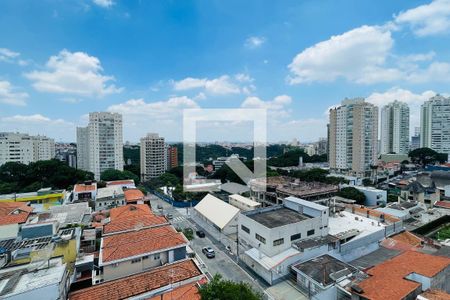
[1,0,450,142]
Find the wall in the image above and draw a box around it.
[0,224,19,240]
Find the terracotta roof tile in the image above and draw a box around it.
[106,180,135,186]
[74,184,96,192]
[69,259,203,300]
[124,189,145,202]
[356,251,450,300]
[0,202,33,225]
[391,231,423,247]
[435,201,450,209]
[147,282,201,300]
[101,225,187,263]
[103,204,167,235]
[419,289,450,300]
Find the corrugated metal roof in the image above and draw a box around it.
[194,194,239,229]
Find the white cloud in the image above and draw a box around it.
[366,88,437,135]
[395,0,450,36]
[241,95,292,118]
[173,75,241,94]
[0,48,19,62]
[107,96,199,141]
[406,61,450,83]
[287,26,398,84]
[0,114,75,141]
[0,81,28,106]
[25,49,123,97]
[93,0,114,8]
[245,36,266,49]
[234,73,254,82]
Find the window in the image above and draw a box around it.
[255,233,266,244]
[142,255,149,260]
[241,225,250,234]
[154,253,160,260]
[291,233,301,241]
[307,229,315,236]
[273,238,284,246]
[112,263,119,268]
[131,258,141,264]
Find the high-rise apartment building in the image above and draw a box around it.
[166,145,178,170]
[380,100,410,154]
[411,127,420,151]
[77,112,123,180]
[140,133,166,181]
[420,95,450,155]
[329,98,378,176]
[0,132,55,165]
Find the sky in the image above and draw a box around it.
[1,0,450,143]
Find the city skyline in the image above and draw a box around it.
[1,0,450,142]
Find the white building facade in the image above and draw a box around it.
[0,132,55,166]
[329,98,378,176]
[421,95,450,155]
[140,133,166,181]
[380,100,410,154]
[77,112,123,180]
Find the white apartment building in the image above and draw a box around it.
[140,133,165,181]
[421,95,450,155]
[77,112,124,180]
[329,98,378,176]
[380,100,410,155]
[0,132,55,166]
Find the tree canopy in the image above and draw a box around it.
[198,274,262,300]
[268,148,327,167]
[337,187,366,204]
[100,169,140,184]
[408,147,447,167]
[0,160,94,194]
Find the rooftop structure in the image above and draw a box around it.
[0,202,33,226]
[105,179,136,189]
[30,202,91,228]
[228,194,261,211]
[69,259,203,300]
[219,182,250,195]
[103,204,167,235]
[100,225,187,264]
[193,194,240,231]
[123,188,145,204]
[246,207,310,228]
[353,251,450,300]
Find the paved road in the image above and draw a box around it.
[148,195,266,295]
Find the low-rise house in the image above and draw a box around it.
[0,257,70,300]
[376,201,426,221]
[351,251,450,300]
[96,225,188,283]
[73,182,97,202]
[70,259,204,300]
[106,179,136,189]
[123,188,147,204]
[193,194,240,239]
[0,203,33,240]
[228,194,261,211]
[400,181,440,206]
[351,186,387,206]
[95,186,125,211]
[0,188,66,212]
[103,204,168,236]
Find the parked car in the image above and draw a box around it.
[196,230,205,238]
[157,204,163,210]
[202,247,215,258]
[165,213,173,220]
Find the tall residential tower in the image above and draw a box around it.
[420,95,450,155]
[140,133,166,181]
[77,112,123,180]
[380,100,410,154]
[329,98,378,176]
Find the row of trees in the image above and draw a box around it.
[268,148,327,167]
[0,160,94,194]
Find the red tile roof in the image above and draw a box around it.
[69,259,203,300]
[124,189,145,203]
[147,282,201,300]
[101,225,187,263]
[356,251,450,300]
[435,201,450,209]
[74,184,96,192]
[419,289,450,300]
[106,180,135,186]
[0,203,33,225]
[103,204,167,235]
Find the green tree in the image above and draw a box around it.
[100,169,139,184]
[337,187,366,204]
[409,148,447,167]
[362,178,372,186]
[198,274,262,300]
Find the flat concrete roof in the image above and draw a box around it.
[247,207,309,228]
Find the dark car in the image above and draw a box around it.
[157,204,163,210]
[196,230,205,238]
[202,247,215,258]
[165,213,173,220]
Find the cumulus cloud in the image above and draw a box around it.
[287,26,398,84]
[241,95,292,119]
[107,96,199,141]
[245,36,266,49]
[173,75,242,95]
[395,0,450,36]
[93,0,114,8]
[0,81,28,106]
[25,49,123,97]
